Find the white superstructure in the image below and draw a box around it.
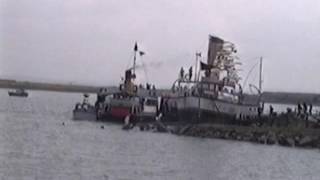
[168,35,260,120]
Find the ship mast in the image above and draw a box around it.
[133,42,138,75]
[259,57,263,93]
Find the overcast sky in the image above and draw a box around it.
[1,0,320,93]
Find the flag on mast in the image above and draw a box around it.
[200,61,212,70]
[139,51,145,56]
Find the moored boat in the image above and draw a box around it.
[8,88,28,97]
[164,35,262,123]
[96,43,158,122]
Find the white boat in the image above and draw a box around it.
[73,94,96,121]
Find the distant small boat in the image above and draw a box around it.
[8,89,28,97]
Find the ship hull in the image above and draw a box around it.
[8,92,28,97]
[166,96,259,123]
[73,109,96,121]
[73,105,96,121]
[97,97,140,122]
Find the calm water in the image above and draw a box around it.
[0,90,320,180]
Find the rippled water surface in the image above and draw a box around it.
[0,90,320,180]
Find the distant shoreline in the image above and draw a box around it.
[0,79,101,93]
[0,79,319,105]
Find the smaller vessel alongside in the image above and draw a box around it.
[97,43,160,123]
[73,94,96,120]
[96,67,142,122]
[8,88,28,97]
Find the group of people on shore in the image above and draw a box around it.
[268,102,314,117]
[297,102,313,116]
[267,102,316,128]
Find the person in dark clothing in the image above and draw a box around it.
[188,66,193,81]
[269,105,274,116]
[309,104,313,115]
[140,98,145,111]
[96,93,106,104]
[152,85,156,96]
[257,106,263,126]
[258,106,263,118]
[269,105,274,126]
[180,67,184,80]
[158,97,164,116]
[164,99,169,113]
[95,88,107,108]
[297,103,302,116]
[303,102,308,114]
[301,102,309,127]
[146,83,150,90]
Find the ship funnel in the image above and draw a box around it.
[207,35,224,66]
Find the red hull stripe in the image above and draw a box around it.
[111,107,131,118]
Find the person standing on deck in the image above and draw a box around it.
[188,66,193,81]
[180,67,184,80]
[146,83,150,90]
[96,89,106,106]
[81,94,90,111]
[152,85,156,96]
[83,94,89,104]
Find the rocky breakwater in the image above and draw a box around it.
[174,124,320,149]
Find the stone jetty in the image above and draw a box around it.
[132,112,320,149]
[171,123,320,149]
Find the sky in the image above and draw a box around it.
[0,0,320,93]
